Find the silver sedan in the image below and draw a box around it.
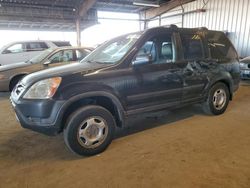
[240,57,250,80]
[0,46,93,91]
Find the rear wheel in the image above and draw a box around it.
[64,105,115,156]
[202,82,230,115]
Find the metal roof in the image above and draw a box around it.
[0,0,171,31]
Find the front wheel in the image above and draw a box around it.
[202,82,230,115]
[64,105,116,156]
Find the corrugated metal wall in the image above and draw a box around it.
[149,0,250,57]
[183,0,250,57]
[160,8,183,27]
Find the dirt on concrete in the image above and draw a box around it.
[1,83,250,188]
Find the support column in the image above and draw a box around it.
[139,11,148,31]
[144,20,148,30]
[76,18,81,46]
[180,3,185,28]
[139,12,143,31]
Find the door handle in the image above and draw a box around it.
[184,68,193,76]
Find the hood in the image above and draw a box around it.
[21,62,109,86]
[0,62,31,72]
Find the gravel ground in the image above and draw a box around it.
[0,82,250,188]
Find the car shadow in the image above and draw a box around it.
[115,104,204,139]
[0,105,204,162]
[0,129,84,162]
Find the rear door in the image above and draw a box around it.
[178,30,209,103]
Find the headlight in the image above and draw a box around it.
[23,77,62,99]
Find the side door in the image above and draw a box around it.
[178,31,209,103]
[125,31,183,112]
[25,42,48,60]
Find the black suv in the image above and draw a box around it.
[10,26,240,156]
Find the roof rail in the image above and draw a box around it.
[170,24,178,31]
[198,27,208,31]
[170,24,178,29]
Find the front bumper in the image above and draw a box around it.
[10,96,65,136]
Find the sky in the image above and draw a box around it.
[0,11,140,48]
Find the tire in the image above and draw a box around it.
[64,105,116,156]
[202,82,230,115]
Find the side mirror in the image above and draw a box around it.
[2,49,12,54]
[43,60,51,65]
[132,55,150,67]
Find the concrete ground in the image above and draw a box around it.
[0,82,250,188]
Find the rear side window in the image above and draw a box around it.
[26,42,48,51]
[52,41,71,47]
[180,33,204,60]
[207,31,237,60]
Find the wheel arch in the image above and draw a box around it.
[58,91,125,132]
[9,73,28,91]
[210,77,233,100]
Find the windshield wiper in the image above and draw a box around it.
[85,60,96,63]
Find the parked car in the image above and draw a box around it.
[239,57,250,79]
[0,40,71,66]
[10,26,240,156]
[0,47,92,91]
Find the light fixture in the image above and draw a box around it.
[133,1,160,8]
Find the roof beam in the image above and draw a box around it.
[78,0,97,18]
[145,0,195,19]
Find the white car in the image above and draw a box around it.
[0,40,71,66]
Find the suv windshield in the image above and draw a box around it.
[26,48,54,64]
[82,33,141,64]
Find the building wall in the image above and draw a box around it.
[161,8,183,27]
[183,0,250,57]
[148,0,250,57]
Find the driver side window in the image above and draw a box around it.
[134,33,174,65]
[48,51,63,64]
[48,50,74,64]
[4,43,25,54]
[137,41,157,63]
